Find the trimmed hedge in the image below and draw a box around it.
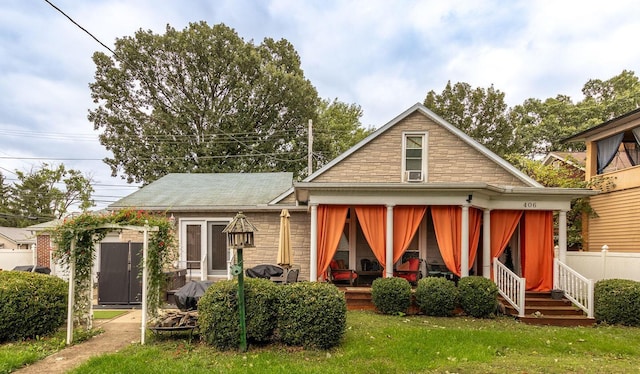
[278,282,346,349]
[198,278,280,350]
[457,276,498,318]
[371,277,412,315]
[0,271,67,342]
[594,279,640,326]
[415,277,458,316]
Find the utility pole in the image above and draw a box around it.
[308,119,313,176]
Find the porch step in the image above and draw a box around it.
[343,287,376,311]
[341,287,420,314]
[500,292,595,327]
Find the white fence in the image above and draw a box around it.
[565,249,640,282]
[0,249,34,270]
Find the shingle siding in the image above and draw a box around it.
[314,112,527,186]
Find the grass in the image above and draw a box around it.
[69,311,640,374]
[93,310,127,320]
[0,328,98,374]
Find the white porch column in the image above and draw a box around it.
[558,210,567,263]
[310,204,318,281]
[461,204,470,278]
[482,208,491,278]
[385,205,394,278]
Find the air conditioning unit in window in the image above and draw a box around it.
[406,171,423,182]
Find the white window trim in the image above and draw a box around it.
[401,131,428,182]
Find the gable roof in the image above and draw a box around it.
[542,151,587,170]
[0,226,36,245]
[109,172,293,211]
[304,103,542,187]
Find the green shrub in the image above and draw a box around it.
[278,282,346,349]
[594,279,640,326]
[0,271,67,342]
[371,277,411,315]
[198,277,280,350]
[457,276,498,318]
[415,277,458,316]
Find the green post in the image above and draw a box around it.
[237,246,247,352]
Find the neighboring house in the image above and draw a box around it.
[0,226,36,270]
[564,107,640,252]
[0,226,35,250]
[542,151,586,180]
[109,103,596,292]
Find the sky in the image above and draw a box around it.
[2,0,640,211]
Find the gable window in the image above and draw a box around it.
[403,132,427,182]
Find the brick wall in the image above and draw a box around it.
[36,234,51,268]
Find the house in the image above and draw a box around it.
[542,151,586,180]
[0,226,35,250]
[109,103,596,292]
[0,226,36,270]
[564,108,640,253]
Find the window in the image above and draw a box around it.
[403,132,427,182]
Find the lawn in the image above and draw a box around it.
[0,328,97,374]
[0,310,116,373]
[93,310,127,320]
[69,311,640,374]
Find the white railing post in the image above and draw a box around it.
[601,245,609,280]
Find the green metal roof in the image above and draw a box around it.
[109,173,293,210]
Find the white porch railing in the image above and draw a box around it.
[494,258,526,317]
[554,259,594,318]
[200,255,208,281]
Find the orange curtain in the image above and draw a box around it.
[392,206,427,264]
[431,206,461,276]
[522,211,554,291]
[317,205,349,279]
[468,208,482,267]
[431,206,482,276]
[490,210,523,260]
[355,206,387,269]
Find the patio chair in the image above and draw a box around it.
[393,257,422,285]
[328,259,358,286]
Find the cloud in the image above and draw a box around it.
[2,0,640,209]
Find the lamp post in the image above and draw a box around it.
[223,212,257,352]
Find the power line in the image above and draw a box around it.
[42,0,315,167]
[43,0,120,58]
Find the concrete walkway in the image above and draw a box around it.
[16,309,142,374]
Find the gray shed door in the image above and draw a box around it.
[98,242,143,305]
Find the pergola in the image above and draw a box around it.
[65,223,159,345]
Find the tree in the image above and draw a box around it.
[89,22,320,184]
[509,70,640,157]
[312,98,373,171]
[424,81,513,157]
[0,172,11,226]
[7,164,94,227]
[508,95,585,157]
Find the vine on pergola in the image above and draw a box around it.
[50,209,176,327]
